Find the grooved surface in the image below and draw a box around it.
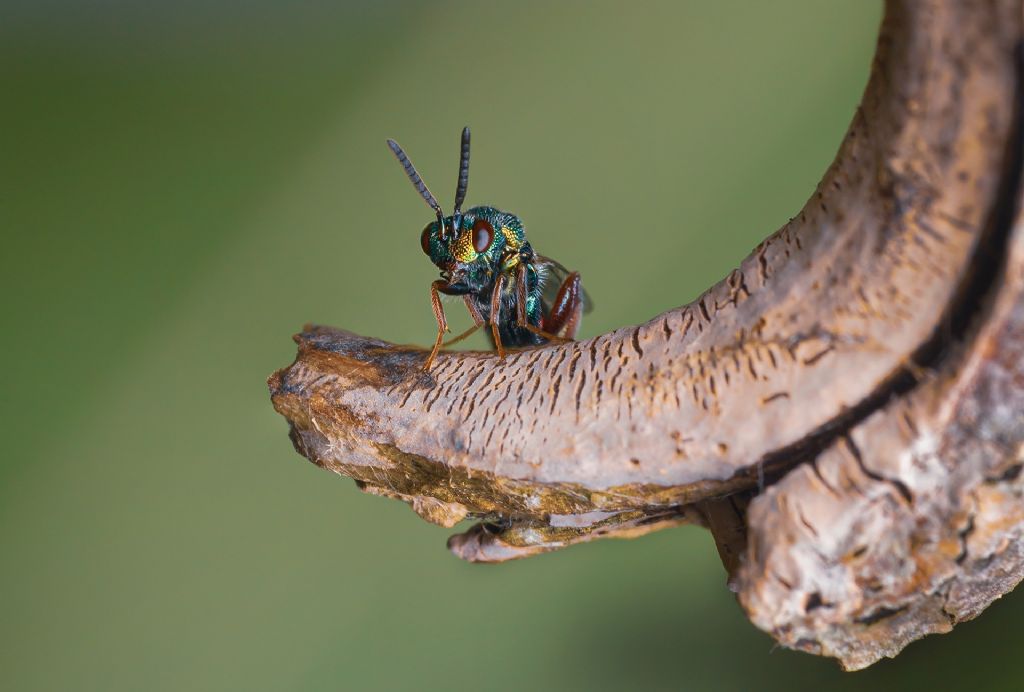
[268,0,1024,666]
[271,0,1018,502]
[738,180,1024,669]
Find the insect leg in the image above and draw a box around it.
[425,280,451,370]
[542,270,584,340]
[489,273,508,359]
[514,264,574,343]
[515,263,530,324]
[443,296,486,347]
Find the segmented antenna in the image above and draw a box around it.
[453,126,471,217]
[386,138,446,233]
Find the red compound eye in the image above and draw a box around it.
[471,218,494,253]
[420,225,432,255]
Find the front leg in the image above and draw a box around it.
[425,280,451,370]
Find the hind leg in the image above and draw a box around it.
[542,270,584,339]
[513,265,583,341]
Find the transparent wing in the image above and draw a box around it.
[534,254,594,314]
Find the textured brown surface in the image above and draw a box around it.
[738,187,1024,669]
[269,0,1024,668]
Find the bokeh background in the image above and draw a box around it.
[4,1,1022,690]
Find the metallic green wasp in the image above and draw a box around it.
[387,127,590,370]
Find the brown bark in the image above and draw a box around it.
[737,205,1024,669]
[268,0,1024,669]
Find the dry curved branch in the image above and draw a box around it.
[738,177,1024,670]
[269,0,1024,669]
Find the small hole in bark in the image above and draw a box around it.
[856,605,907,625]
[481,516,512,534]
[992,463,1023,482]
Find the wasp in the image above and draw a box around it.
[387,127,590,370]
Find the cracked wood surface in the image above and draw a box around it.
[737,181,1024,670]
[272,0,1016,518]
[269,0,1024,669]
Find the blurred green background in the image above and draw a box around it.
[4,1,1022,690]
